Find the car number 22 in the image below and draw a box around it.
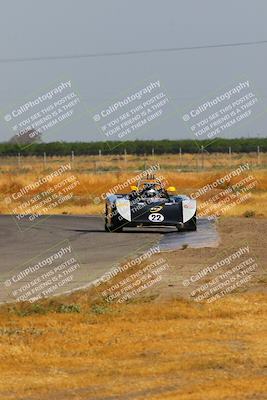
[148,213,164,222]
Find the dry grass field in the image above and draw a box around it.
[0,153,267,217]
[0,292,266,400]
[0,154,267,399]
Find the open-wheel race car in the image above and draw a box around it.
[105,174,197,232]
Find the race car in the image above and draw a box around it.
[105,174,197,232]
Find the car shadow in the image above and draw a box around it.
[71,228,173,234]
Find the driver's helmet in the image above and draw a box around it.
[144,183,152,189]
[146,188,157,197]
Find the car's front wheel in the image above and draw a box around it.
[105,204,123,232]
[176,216,197,232]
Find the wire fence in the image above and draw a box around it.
[0,147,266,173]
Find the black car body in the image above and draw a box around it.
[105,175,197,232]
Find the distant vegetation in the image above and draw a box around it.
[0,137,266,156]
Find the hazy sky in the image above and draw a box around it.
[0,0,267,143]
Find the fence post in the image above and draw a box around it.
[201,145,204,169]
[98,149,102,170]
[229,146,232,167]
[124,148,127,165]
[179,147,182,168]
[257,145,260,166]
[152,147,154,160]
[71,150,75,167]
[18,153,21,169]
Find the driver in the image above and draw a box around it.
[146,188,158,198]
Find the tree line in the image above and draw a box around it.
[0,138,266,156]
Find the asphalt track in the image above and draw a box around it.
[0,215,219,303]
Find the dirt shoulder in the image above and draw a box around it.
[153,217,267,302]
[90,217,267,305]
[0,217,266,400]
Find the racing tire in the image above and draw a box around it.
[105,223,123,232]
[105,204,123,232]
[177,216,197,232]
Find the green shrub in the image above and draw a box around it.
[243,210,255,218]
[57,304,81,313]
